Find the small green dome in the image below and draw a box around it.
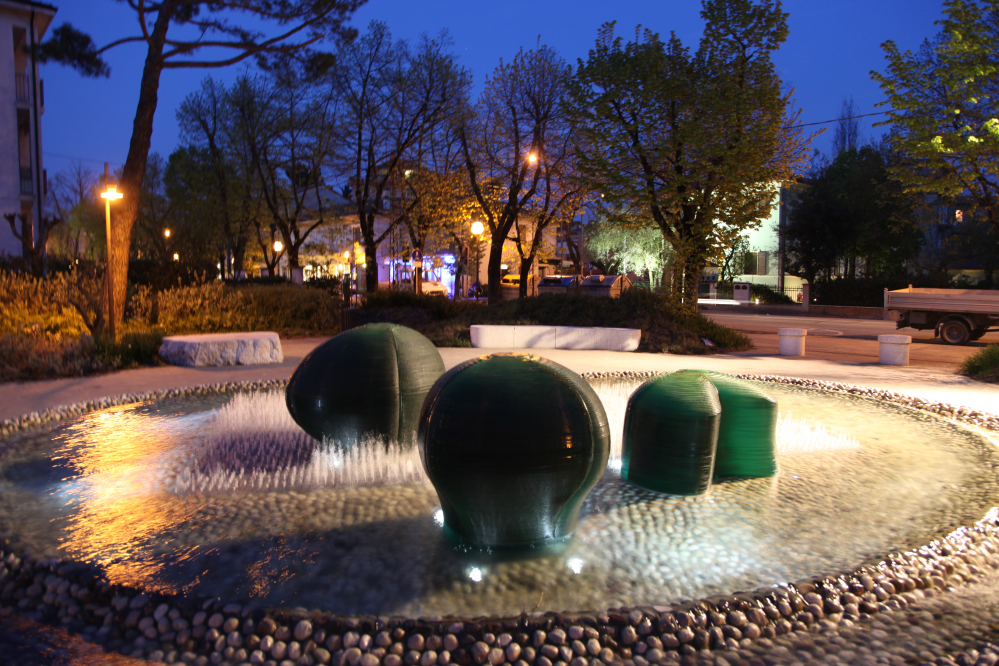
[675,370,778,480]
[419,353,610,549]
[622,372,720,495]
[286,324,444,446]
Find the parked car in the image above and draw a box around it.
[499,274,538,299]
[420,280,449,297]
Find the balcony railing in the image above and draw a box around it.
[15,74,27,104]
[19,167,32,195]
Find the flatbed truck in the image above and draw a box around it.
[884,287,999,345]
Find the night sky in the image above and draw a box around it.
[42,0,946,180]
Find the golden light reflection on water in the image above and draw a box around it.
[51,403,210,594]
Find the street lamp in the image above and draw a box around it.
[100,163,123,341]
[273,240,284,253]
[173,253,180,262]
[470,221,485,295]
[527,152,538,164]
[163,228,171,238]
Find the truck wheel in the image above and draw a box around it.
[940,320,971,345]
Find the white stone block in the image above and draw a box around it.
[555,326,641,352]
[158,332,284,367]
[878,334,911,366]
[513,325,557,349]
[778,328,807,356]
[470,325,516,348]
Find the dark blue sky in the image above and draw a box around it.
[42,0,946,178]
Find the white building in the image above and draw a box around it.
[0,0,54,258]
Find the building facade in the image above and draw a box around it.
[0,0,55,259]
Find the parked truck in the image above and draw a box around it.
[884,287,999,345]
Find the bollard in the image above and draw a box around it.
[878,334,911,366]
[778,328,807,356]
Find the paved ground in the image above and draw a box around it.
[2,324,997,421]
[705,310,999,371]
[0,317,997,664]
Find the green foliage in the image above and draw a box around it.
[749,283,795,305]
[785,144,923,282]
[360,290,481,321]
[960,344,999,382]
[1,270,341,381]
[93,330,166,368]
[34,23,109,77]
[0,271,85,337]
[0,333,104,383]
[568,2,810,305]
[873,0,999,239]
[586,217,670,288]
[151,283,339,337]
[359,290,752,354]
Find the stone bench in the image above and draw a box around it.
[470,325,641,352]
[158,332,284,367]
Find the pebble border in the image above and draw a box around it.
[1,372,998,666]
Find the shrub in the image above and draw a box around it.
[359,290,752,354]
[0,333,104,382]
[94,330,166,368]
[0,270,88,337]
[155,283,340,336]
[361,290,481,321]
[960,344,999,383]
[750,283,795,305]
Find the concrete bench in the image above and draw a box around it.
[470,325,641,352]
[158,332,284,367]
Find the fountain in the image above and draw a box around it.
[2,331,999,666]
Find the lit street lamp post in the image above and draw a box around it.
[100,163,123,341]
[470,220,484,297]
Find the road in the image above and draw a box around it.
[703,309,999,372]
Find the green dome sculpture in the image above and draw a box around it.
[675,370,778,480]
[622,372,720,495]
[418,353,610,549]
[285,324,445,446]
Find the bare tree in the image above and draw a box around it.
[176,77,263,277]
[333,23,471,291]
[460,45,573,303]
[832,96,862,155]
[228,68,342,275]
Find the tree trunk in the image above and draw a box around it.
[112,5,173,331]
[678,251,703,311]
[486,237,505,304]
[518,257,532,298]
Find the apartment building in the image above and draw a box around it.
[0,0,55,258]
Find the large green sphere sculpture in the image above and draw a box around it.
[418,353,610,549]
[622,373,721,495]
[286,324,445,446]
[675,370,778,480]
